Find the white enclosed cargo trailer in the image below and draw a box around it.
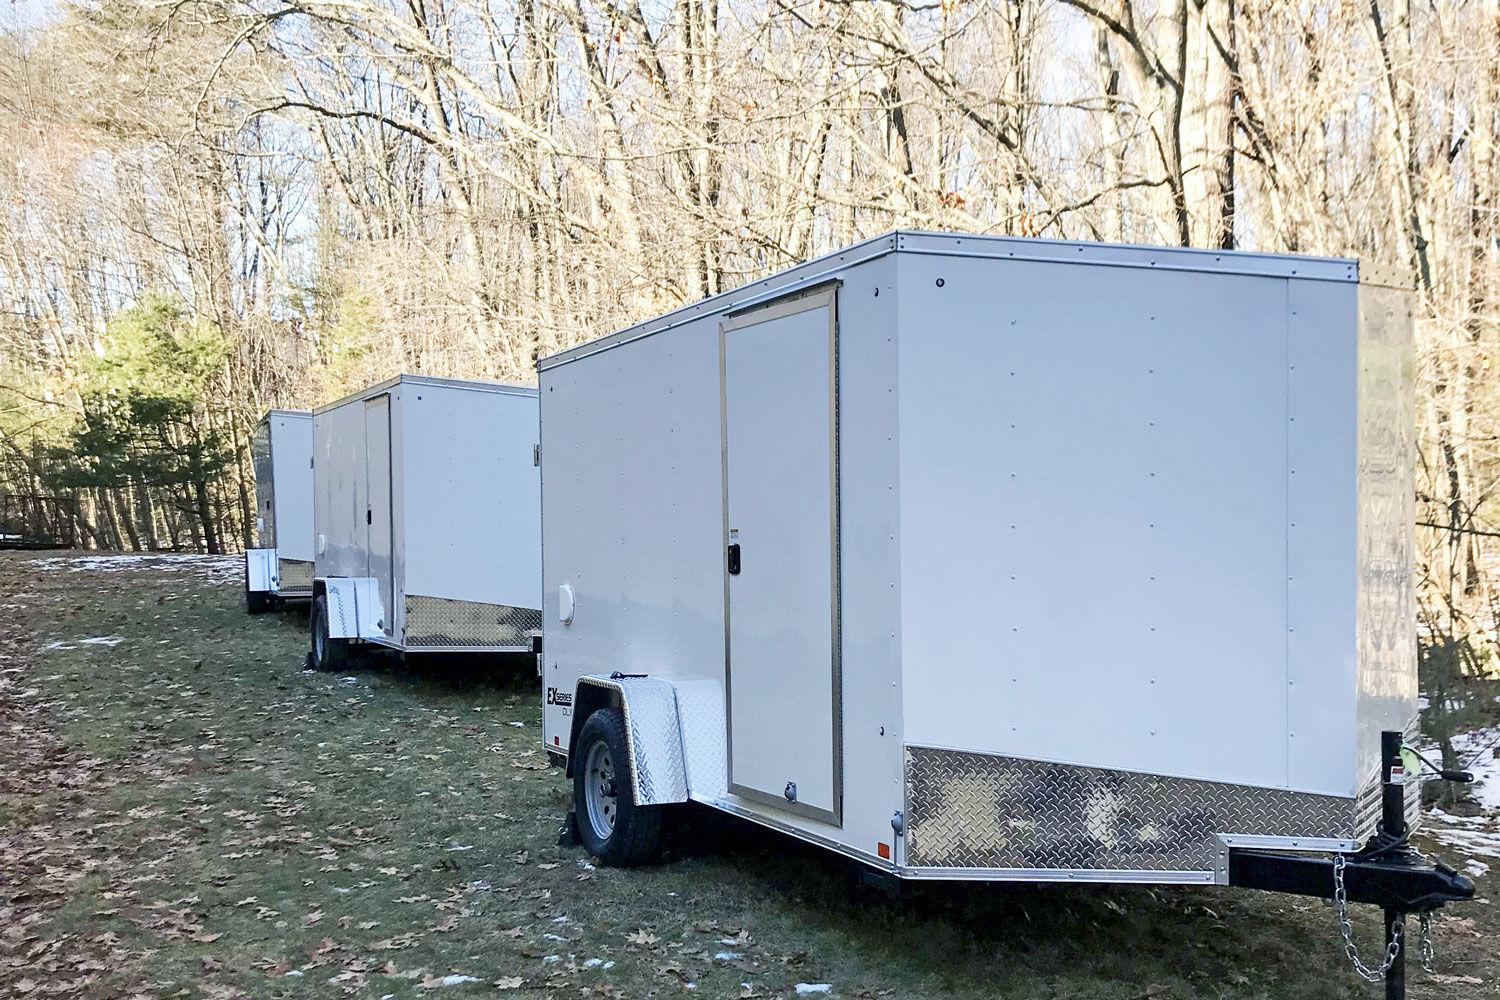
[537,231,1454,886]
[308,375,542,670]
[245,409,313,613]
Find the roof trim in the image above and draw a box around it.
[538,229,1360,372]
[315,374,538,415]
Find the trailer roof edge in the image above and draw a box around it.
[314,374,538,414]
[537,230,1361,372]
[260,408,312,423]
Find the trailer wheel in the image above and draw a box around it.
[573,708,663,865]
[310,595,348,672]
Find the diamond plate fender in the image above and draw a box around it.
[575,676,688,805]
[245,548,277,593]
[320,577,386,640]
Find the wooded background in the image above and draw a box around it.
[0,0,1496,670]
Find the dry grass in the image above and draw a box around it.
[1,550,1495,999]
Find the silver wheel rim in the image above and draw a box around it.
[583,739,617,841]
[314,610,326,663]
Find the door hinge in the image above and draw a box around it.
[533,443,541,467]
[366,509,372,525]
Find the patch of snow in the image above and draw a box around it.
[794,985,832,995]
[28,553,241,580]
[446,844,474,852]
[543,933,566,942]
[583,958,604,968]
[1452,728,1500,809]
[1423,725,1500,862]
[507,721,525,728]
[43,641,77,652]
[542,955,561,964]
[714,951,740,961]
[79,635,125,646]
[430,975,479,987]
[1465,859,1490,877]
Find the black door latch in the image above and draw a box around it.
[727,543,741,575]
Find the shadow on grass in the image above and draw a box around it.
[647,803,1347,998]
[309,643,541,698]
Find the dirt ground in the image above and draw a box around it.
[1,551,1496,999]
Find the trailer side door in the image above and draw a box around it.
[364,395,395,637]
[721,285,841,825]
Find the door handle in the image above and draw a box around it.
[366,509,372,525]
[726,543,741,575]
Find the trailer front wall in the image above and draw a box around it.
[269,413,314,564]
[540,252,906,864]
[401,385,540,617]
[895,251,1366,799]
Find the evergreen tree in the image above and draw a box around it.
[46,296,235,552]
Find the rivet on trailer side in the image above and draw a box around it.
[307,374,543,670]
[535,230,1473,998]
[245,409,313,614]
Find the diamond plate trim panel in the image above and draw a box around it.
[672,676,728,801]
[403,594,541,648]
[577,676,688,805]
[276,558,313,597]
[905,747,1358,872]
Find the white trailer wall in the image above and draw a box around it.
[401,383,540,614]
[540,231,1413,878]
[269,412,314,563]
[315,376,541,651]
[315,397,373,582]
[893,244,1413,805]
[541,247,907,860]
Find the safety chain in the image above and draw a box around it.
[1333,854,1404,982]
[1417,911,1436,973]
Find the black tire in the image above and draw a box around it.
[573,708,664,865]
[309,594,349,672]
[246,587,272,615]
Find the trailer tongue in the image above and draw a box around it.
[1227,731,1474,999]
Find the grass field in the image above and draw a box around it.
[1,551,1496,999]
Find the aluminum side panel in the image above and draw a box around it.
[896,253,1295,790]
[1353,283,1418,790]
[401,385,541,612]
[269,413,314,563]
